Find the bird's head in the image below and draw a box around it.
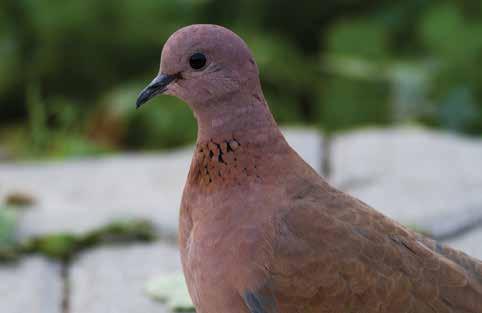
[136,24,261,110]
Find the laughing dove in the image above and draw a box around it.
[136,24,482,313]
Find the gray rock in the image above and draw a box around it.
[416,206,482,241]
[445,228,482,260]
[0,150,192,240]
[70,242,181,313]
[0,257,62,313]
[331,127,482,226]
[0,128,322,240]
[281,127,322,172]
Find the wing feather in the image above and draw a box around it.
[270,179,482,313]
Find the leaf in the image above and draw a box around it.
[0,206,20,261]
[438,86,479,132]
[327,19,390,61]
[31,233,78,260]
[0,206,18,249]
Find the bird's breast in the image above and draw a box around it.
[180,215,273,313]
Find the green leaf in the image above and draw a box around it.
[327,19,389,61]
[32,233,78,260]
[0,206,19,260]
[0,206,17,249]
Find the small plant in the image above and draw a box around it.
[0,218,158,263]
[0,206,18,261]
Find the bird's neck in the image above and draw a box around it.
[193,92,277,142]
[187,95,292,191]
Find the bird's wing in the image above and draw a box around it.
[269,176,482,313]
[417,234,482,286]
[243,283,278,313]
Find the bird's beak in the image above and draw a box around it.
[136,73,177,108]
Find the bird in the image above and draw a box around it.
[136,24,482,313]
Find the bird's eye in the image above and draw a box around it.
[189,53,207,70]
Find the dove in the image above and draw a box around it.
[136,24,482,313]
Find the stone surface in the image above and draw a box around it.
[445,228,482,260]
[281,127,321,172]
[331,127,482,226]
[0,149,190,240]
[146,273,194,311]
[0,128,321,240]
[70,242,182,313]
[416,206,482,241]
[0,257,62,313]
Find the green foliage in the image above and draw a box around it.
[327,19,389,61]
[245,31,319,123]
[26,81,48,153]
[0,206,17,251]
[2,0,482,159]
[437,87,480,132]
[26,233,78,260]
[98,83,197,150]
[127,100,197,149]
[420,3,482,134]
[421,4,482,62]
[322,19,391,132]
[21,220,156,261]
[0,219,157,262]
[0,35,20,96]
[7,84,111,159]
[81,219,157,245]
[322,75,391,132]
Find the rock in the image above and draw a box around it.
[0,257,62,313]
[0,128,322,241]
[146,272,194,311]
[331,127,482,226]
[0,150,191,240]
[415,206,482,241]
[70,242,181,313]
[281,127,322,172]
[445,228,482,260]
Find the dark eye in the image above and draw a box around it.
[189,52,207,70]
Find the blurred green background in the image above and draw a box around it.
[1,0,482,159]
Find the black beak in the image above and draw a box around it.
[136,73,177,108]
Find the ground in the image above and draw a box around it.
[1,127,481,313]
